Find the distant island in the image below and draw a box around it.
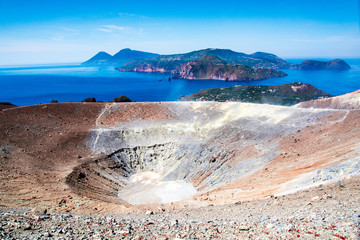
[181,82,333,106]
[114,48,350,79]
[82,48,159,66]
[294,59,351,70]
[117,48,292,73]
[173,55,287,81]
[82,48,351,83]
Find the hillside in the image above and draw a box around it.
[181,82,333,105]
[117,48,293,73]
[82,48,159,66]
[173,55,287,81]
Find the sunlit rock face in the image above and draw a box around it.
[74,101,359,205]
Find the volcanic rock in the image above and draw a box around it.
[112,95,132,102]
[0,93,359,214]
[0,102,17,110]
[0,94,360,238]
[296,89,360,109]
[82,97,96,102]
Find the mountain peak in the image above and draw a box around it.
[95,51,112,57]
[118,48,132,52]
[81,51,112,65]
[112,49,159,60]
[82,49,159,66]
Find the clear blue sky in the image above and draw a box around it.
[0,0,359,65]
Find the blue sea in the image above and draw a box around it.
[0,59,359,106]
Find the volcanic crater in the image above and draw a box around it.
[1,93,360,213]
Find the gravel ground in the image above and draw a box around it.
[1,177,359,239]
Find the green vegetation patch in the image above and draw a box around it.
[182,82,333,106]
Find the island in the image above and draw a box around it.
[181,82,333,106]
[295,59,350,70]
[82,48,351,74]
[172,55,287,81]
[117,48,293,73]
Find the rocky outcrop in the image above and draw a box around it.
[82,97,97,102]
[0,102,17,110]
[172,55,287,81]
[295,59,350,70]
[119,62,168,73]
[118,48,293,73]
[81,96,132,103]
[112,95,132,102]
[182,82,333,105]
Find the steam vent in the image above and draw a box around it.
[1,91,360,213]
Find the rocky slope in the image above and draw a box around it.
[172,55,287,81]
[0,102,17,110]
[1,177,359,239]
[82,48,159,66]
[1,98,359,207]
[296,89,360,109]
[182,82,333,105]
[295,59,351,70]
[118,48,293,73]
[0,92,359,238]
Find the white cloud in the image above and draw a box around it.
[51,36,64,41]
[97,28,113,33]
[97,25,130,33]
[118,12,135,17]
[118,12,147,19]
[96,25,144,35]
[102,25,127,31]
[61,27,79,32]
